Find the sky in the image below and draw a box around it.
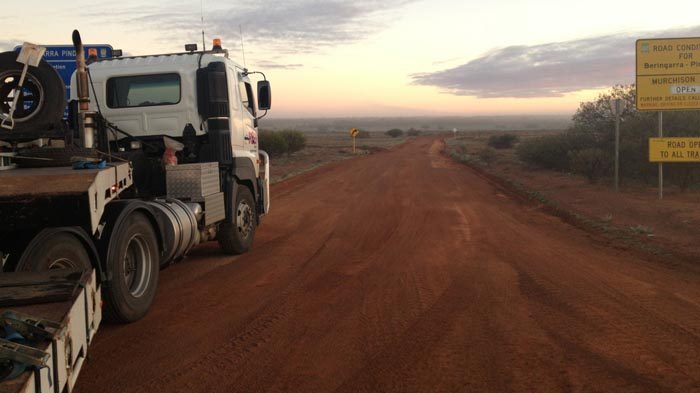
[2,0,700,118]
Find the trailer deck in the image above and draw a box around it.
[0,163,132,198]
[0,269,101,393]
[0,163,133,233]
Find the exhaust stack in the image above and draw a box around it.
[72,29,95,148]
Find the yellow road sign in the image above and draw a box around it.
[636,38,700,111]
[649,137,700,162]
[350,128,359,137]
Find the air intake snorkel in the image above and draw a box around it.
[72,29,96,148]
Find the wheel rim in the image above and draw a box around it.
[0,71,45,122]
[236,200,254,239]
[48,258,80,270]
[123,234,152,298]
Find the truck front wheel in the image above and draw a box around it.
[15,232,91,271]
[218,185,256,255]
[103,212,159,323]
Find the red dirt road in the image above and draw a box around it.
[77,137,700,393]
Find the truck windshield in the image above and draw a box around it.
[107,73,181,108]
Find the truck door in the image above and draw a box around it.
[238,77,258,154]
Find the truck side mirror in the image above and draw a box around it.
[257,80,271,110]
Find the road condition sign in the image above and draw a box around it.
[13,44,113,101]
[636,38,700,111]
[350,128,359,137]
[649,137,700,162]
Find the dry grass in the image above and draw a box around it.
[446,130,700,263]
[269,131,410,183]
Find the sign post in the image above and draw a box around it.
[611,98,625,192]
[648,137,700,162]
[636,37,700,199]
[350,128,359,154]
[648,135,700,198]
[635,38,700,111]
[14,44,114,117]
[658,112,663,199]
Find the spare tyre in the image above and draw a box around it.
[0,51,66,133]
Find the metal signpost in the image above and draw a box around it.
[658,112,663,199]
[611,98,625,191]
[636,37,700,199]
[350,128,359,153]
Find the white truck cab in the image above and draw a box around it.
[73,49,266,177]
[0,34,272,324]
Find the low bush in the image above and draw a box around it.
[568,148,611,183]
[487,134,518,149]
[259,130,306,157]
[406,129,421,136]
[516,132,598,172]
[356,130,371,138]
[477,147,497,164]
[385,128,404,138]
[279,130,306,156]
[259,130,288,157]
[516,135,572,171]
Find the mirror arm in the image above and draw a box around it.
[245,70,267,81]
[255,110,269,122]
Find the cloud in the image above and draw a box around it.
[84,0,415,54]
[252,60,303,70]
[412,26,700,98]
[0,40,21,52]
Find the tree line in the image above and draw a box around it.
[516,85,700,190]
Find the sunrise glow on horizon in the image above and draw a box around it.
[2,0,700,118]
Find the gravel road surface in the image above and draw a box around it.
[77,137,700,393]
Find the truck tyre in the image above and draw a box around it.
[103,212,159,323]
[0,51,66,133]
[15,232,91,271]
[218,185,256,255]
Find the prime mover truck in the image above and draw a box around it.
[0,30,273,324]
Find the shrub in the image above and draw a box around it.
[356,130,371,138]
[568,148,611,183]
[516,135,572,171]
[516,132,598,172]
[259,130,288,157]
[259,130,306,157]
[487,134,519,149]
[385,128,404,138]
[407,128,421,136]
[667,163,700,192]
[517,84,700,187]
[278,130,306,156]
[476,147,497,164]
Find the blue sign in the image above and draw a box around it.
[14,44,113,100]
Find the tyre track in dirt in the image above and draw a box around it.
[77,137,700,393]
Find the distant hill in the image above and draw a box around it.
[259,115,571,133]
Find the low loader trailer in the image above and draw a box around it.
[0,30,273,391]
[1,270,101,393]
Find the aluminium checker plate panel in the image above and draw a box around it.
[203,192,225,226]
[166,162,220,200]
